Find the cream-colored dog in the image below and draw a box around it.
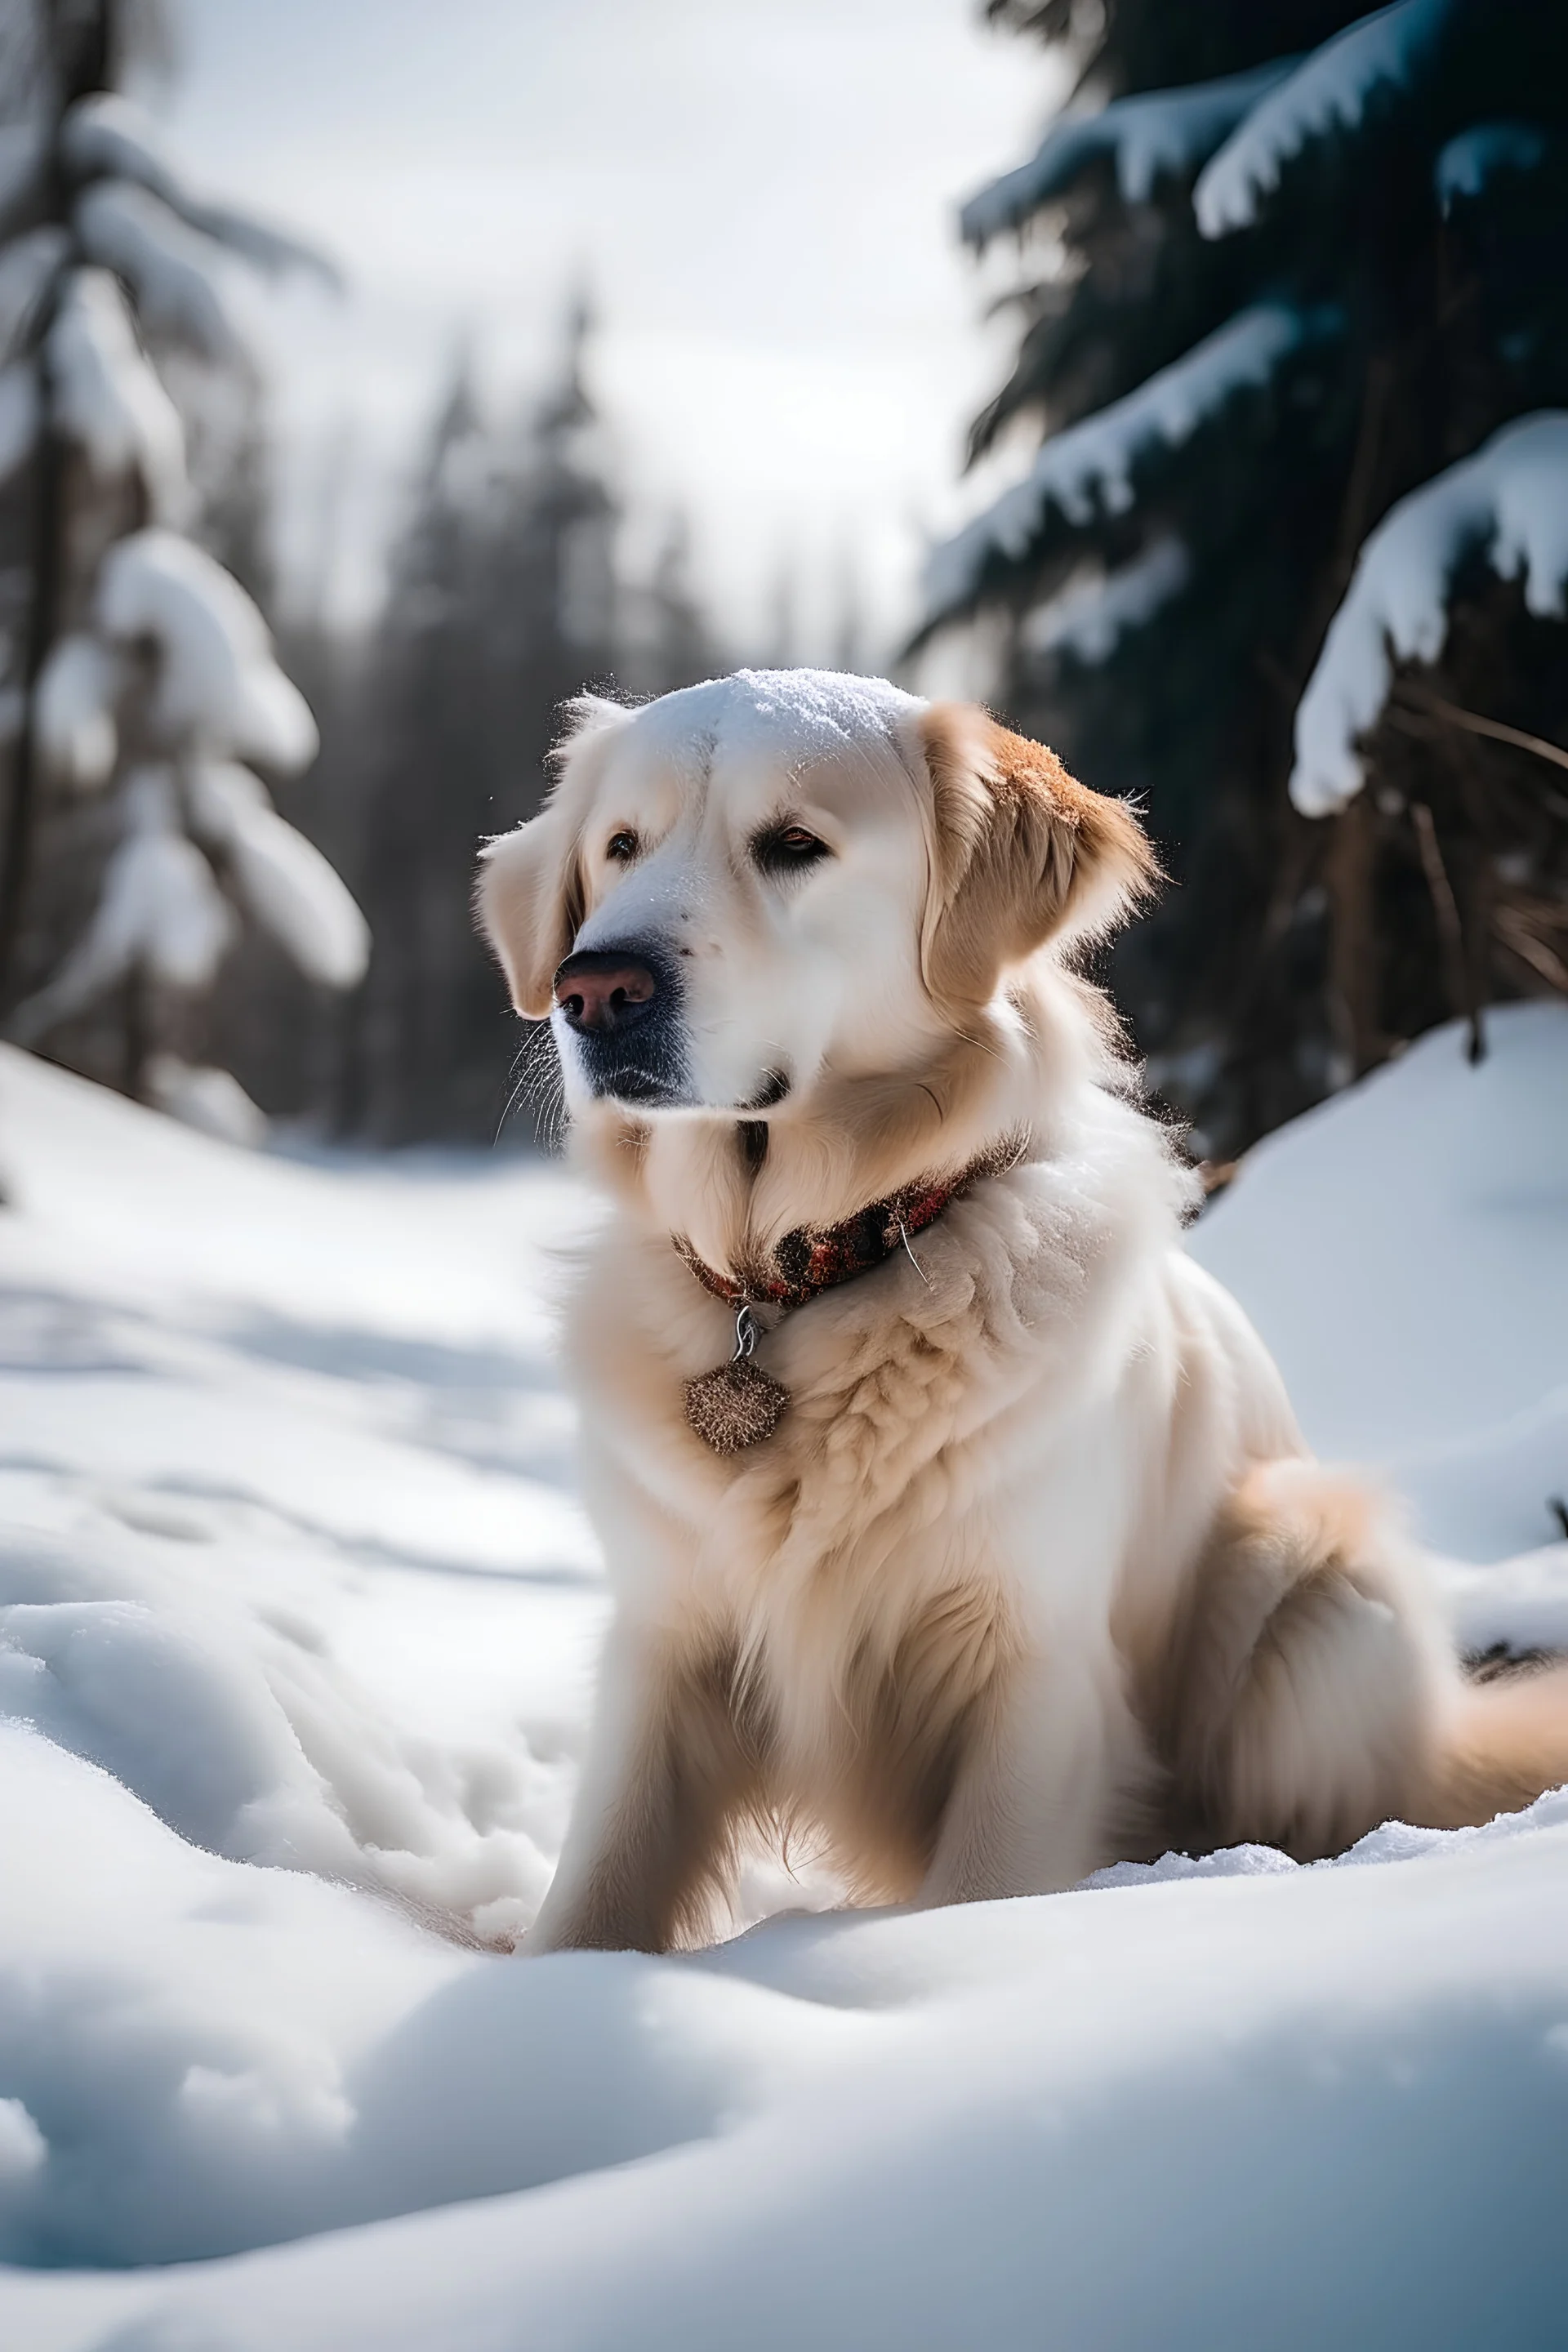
[479,668,1567,1954]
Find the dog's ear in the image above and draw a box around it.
[915,702,1158,1004]
[476,802,585,1018]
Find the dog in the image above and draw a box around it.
[478,668,1568,1954]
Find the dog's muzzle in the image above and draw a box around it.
[553,942,687,1105]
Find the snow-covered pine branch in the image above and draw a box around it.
[963,60,1297,247]
[48,267,187,515]
[1194,0,1457,239]
[940,0,1568,1143]
[0,224,68,364]
[1020,537,1192,667]
[74,179,242,361]
[96,530,318,773]
[1434,122,1549,215]
[33,633,121,792]
[924,301,1341,628]
[10,768,234,1045]
[1291,412,1568,816]
[185,761,369,989]
[60,94,339,288]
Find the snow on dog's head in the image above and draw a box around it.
[477,667,1154,1125]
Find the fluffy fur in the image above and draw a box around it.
[477,668,1568,1954]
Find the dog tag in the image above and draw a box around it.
[684,1356,791,1453]
[684,1302,789,1452]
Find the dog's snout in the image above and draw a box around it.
[553,949,659,1035]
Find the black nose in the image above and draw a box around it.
[553,948,659,1034]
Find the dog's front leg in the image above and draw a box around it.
[525,1613,759,1955]
[918,1642,1152,1904]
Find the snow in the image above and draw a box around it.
[1435,120,1549,215]
[1020,535,1190,664]
[925,303,1339,624]
[47,269,188,519]
[0,1002,1566,2345]
[74,180,239,363]
[614,668,925,771]
[0,359,37,484]
[7,771,234,1045]
[1290,411,1568,815]
[145,1054,268,1149]
[186,762,370,989]
[1195,0,1456,238]
[1192,1001,1568,1564]
[96,531,319,775]
[962,60,1296,246]
[32,634,120,795]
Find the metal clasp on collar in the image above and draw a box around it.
[733,1303,760,1362]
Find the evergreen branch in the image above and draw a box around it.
[1394,684,1568,782]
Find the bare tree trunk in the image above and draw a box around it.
[0,399,65,1006]
[0,0,114,1009]
[1411,800,1485,1062]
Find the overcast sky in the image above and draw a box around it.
[149,0,1059,659]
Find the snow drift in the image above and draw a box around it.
[0,1005,1564,2347]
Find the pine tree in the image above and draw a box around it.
[348,301,719,1143]
[0,0,366,1137]
[921,0,1568,1154]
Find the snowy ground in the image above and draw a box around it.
[0,1005,1566,2350]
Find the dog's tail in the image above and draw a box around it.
[1423,1660,1568,1829]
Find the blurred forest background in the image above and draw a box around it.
[1,0,1566,1162]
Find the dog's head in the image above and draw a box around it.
[478,670,1154,1125]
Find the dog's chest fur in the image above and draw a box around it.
[566,1161,1151,1757]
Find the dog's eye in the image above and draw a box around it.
[753,823,829,875]
[605,830,639,863]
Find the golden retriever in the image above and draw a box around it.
[478,669,1568,1953]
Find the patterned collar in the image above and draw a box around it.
[673,1132,1027,1313]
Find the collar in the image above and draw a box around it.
[673,1132,1027,1314]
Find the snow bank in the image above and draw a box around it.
[1195,0,1456,238]
[1289,411,1568,815]
[96,531,319,773]
[963,60,1295,245]
[925,303,1338,624]
[1192,1001,1568,1561]
[0,1043,599,1944]
[0,1002,1565,2345]
[47,269,187,517]
[2,1763,1568,2345]
[1021,536,1190,664]
[145,1054,268,1148]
